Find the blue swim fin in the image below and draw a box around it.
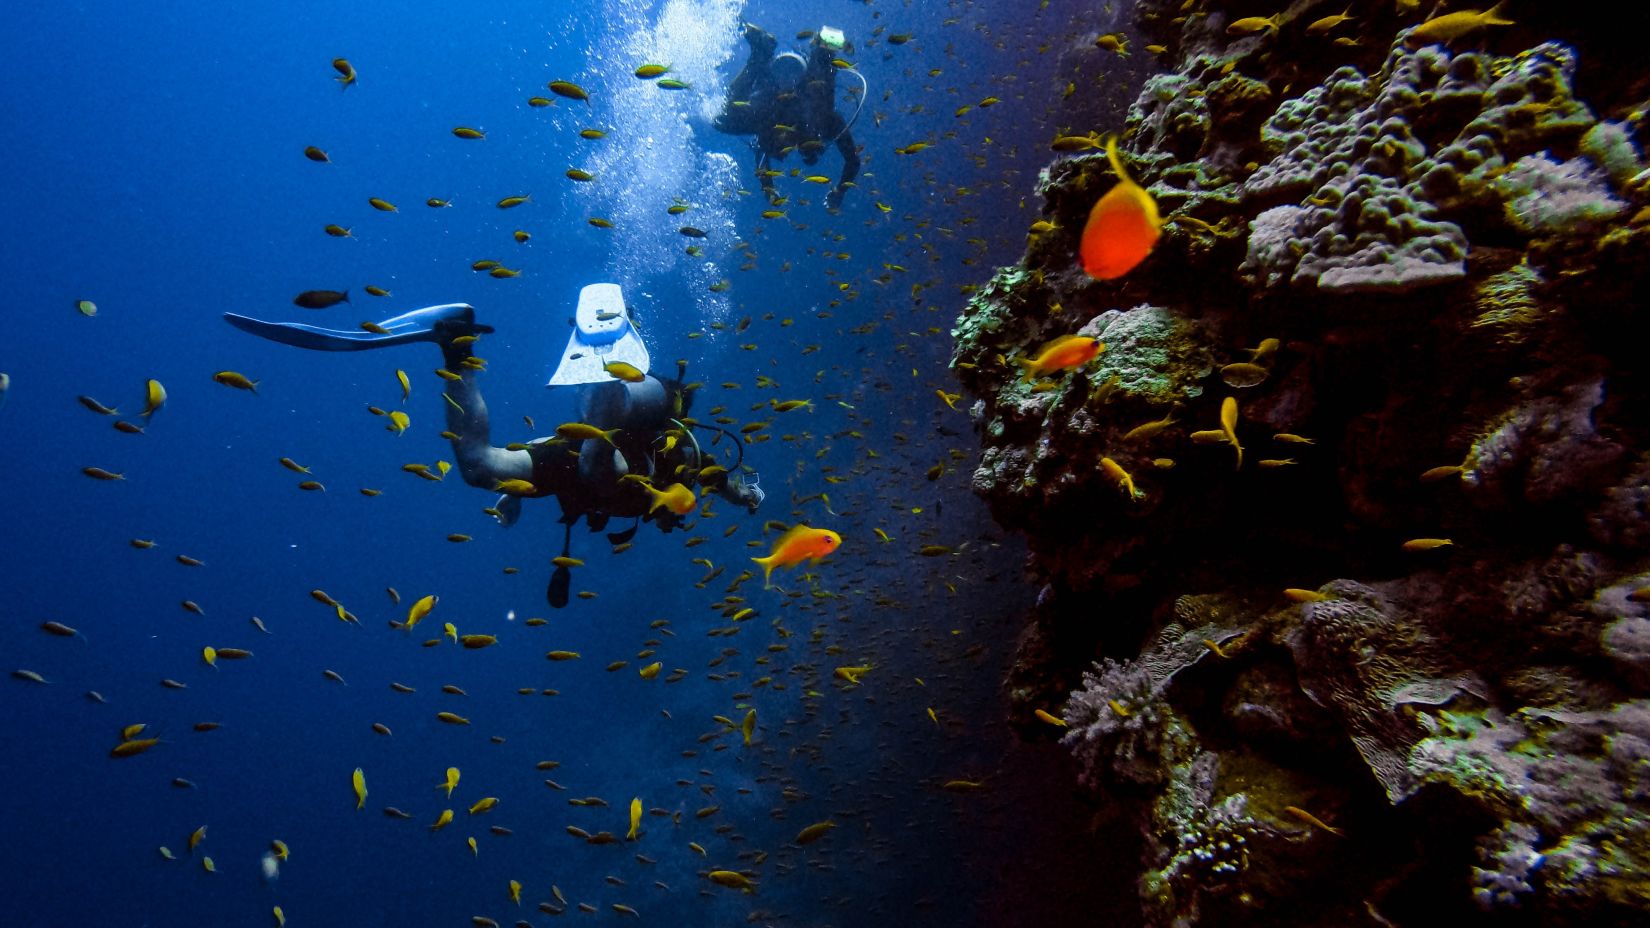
[223,303,492,351]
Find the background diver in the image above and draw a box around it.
[224,283,764,607]
[713,22,864,210]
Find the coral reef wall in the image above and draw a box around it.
[952,2,1650,926]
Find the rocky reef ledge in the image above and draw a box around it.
[953,3,1650,925]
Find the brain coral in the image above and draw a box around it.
[1240,40,1600,294]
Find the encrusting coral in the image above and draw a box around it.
[953,4,1650,926]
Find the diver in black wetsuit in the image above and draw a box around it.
[713,23,863,210]
[223,299,764,606]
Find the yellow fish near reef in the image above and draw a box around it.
[1405,3,1513,48]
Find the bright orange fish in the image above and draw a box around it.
[752,525,841,588]
[1015,335,1103,382]
[1079,135,1161,279]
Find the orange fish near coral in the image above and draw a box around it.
[1079,136,1161,279]
[752,524,841,588]
[1015,335,1104,382]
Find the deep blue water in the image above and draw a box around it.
[1,1,1146,925]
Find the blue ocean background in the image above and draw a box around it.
[1,1,1148,924]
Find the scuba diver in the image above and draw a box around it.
[224,284,764,607]
[713,23,864,210]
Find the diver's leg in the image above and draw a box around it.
[438,328,534,489]
[223,303,492,351]
[714,25,778,133]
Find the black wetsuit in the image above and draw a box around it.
[714,35,860,204]
[518,378,746,531]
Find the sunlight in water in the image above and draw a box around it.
[585,0,745,326]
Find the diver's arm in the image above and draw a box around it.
[715,481,762,512]
[440,341,535,489]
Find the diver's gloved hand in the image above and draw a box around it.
[824,186,846,211]
[728,475,764,512]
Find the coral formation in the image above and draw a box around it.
[953,5,1650,927]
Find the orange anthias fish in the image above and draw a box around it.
[1079,135,1161,280]
[752,525,841,588]
[1015,335,1104,382]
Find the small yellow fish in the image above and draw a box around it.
[707,870,757,893]
[1094,32,1128,55]
[1284,588,1332,603]
[1220,397,1242,469]
[643,482,696,516]
[405,594,437,629]
[1100,456,1143,500]
[1306,7,1356,35]
[604,361,645,383]
[440,767,459,797]
[556,422,618,445]
[548,80,589,102]
[1282,805,1345,836]
[1033,708,1068,728]
[142,379,167,417]
[627,796,642,840]
[1405,3,1512,48]
[1226,13,1281,36]
[213,371,259,392]
[110,737,160,758]
[352,767,367,810]
[1401,538,1454,552]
